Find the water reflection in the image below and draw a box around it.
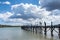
[0,27,59,40]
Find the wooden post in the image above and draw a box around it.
[39,22,42,34]
[58,25,60,38]
[44,22,47,36]
[35,26,37,33]
[33,26,34,32]
[31,24,32,31]
[51,22,53,37]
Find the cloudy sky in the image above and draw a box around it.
[0,0,60,25]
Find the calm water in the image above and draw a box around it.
[0,27,59,40]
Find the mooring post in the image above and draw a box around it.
[58,24,60,38]
[39,22,42,34]
[51,22,53,37]
[35,26,37,33]
[44,22,47,36]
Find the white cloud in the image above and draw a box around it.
[10,3,53,25]
[51,9,60,15]
[10,3,60,25]
[41,9,60,25]
[42,16,60,25]
[0,3,60,25]
[11,3,51,19]
[3,1,11,5]
[0,12,13,20]
[0,1,11,5]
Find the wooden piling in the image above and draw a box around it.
[51,22,53,37]
[33,27,34,32]
[44,22,47,36]
[35,26,37,33]
[31,24,32,31]
[39,22,42,34]
[21,21,60,38]
[58,25,60,38]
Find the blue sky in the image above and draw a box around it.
[0,0,39,13]
[0,0,60,25]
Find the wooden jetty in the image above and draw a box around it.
[21,22,60,39]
